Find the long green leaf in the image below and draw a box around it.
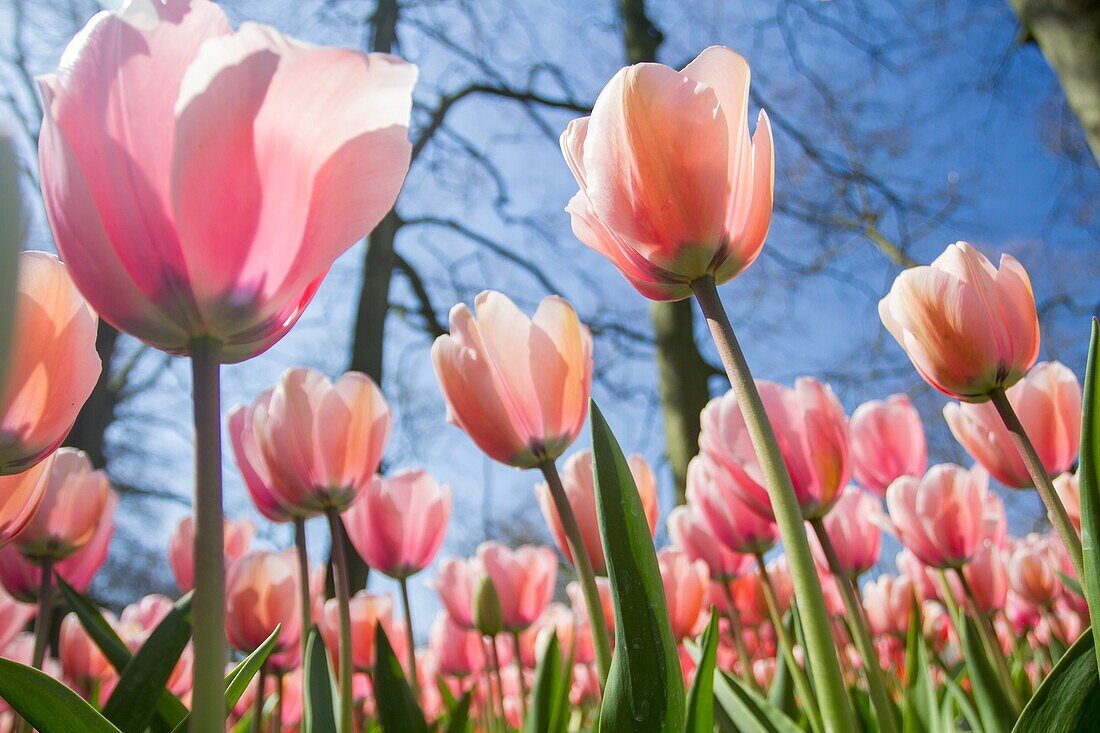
[590,400,685,732]
[902,601,940,733]
[526,631,568,733]
[959,614,1015,733]
[1078,318,1100,677]
[685,613,719,733]
[374,622,428,733]
[1012,629,1100,732]
[0,658,123,733]
[303,626,338,733]
[713,668,804,733]
[444,690,473,733]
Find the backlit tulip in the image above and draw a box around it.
[59,611,113,694]
[432,291,592,468]
[343,469,451,579]
[1054,472,1081,531]
[0,459,50,547]
[225,551,301,666]
[849,395,926,496]
[808,486,881,578]
[478,542,557,632]
[668,505,753,582]
[560,46,773,301]
[657,547,709,641]
[944,361,1080,489]
[685,453,779,556]
[430,612,484,677]
[535,449,658,574]
[863,574,914,638]
[700,377,851,520]
[431,556,483,630]
[879,242,1039,401]
[228,395,297,522]
[12,448,109,562]
[167,515,254,592]
[320,592,395,672]
[886,464,987,569]
[37,0,416,362]
[0,252,99,474]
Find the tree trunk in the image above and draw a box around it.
[618,0,711,504]
[1009,0,1100,165]
[64,321,120,469]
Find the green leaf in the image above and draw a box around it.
[1078,318,1100,678]
[712,668,804,733]
[1013,628,1100,732]
[374,622,428,733]
[444,690,472,733]
[685,612,719,733]
[526,631,570,733]
[959,614,1015,733]
[590,400,685,732]
[303,626,338,733]
[902,601,940,733]
[768,609,797,719]
[0,658,123,733]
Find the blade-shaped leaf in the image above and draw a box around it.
[590,401,685,731]
[444,690,472,733]
[959,614,1015,733]
[1078,318,1100,676]
[686,612,719,733]
[713,667,804,733]
[374,622,428,733]
[0,658,123,733]
[1012,629,1100,733]
[303,626,338,733]
[526,631,568,733]
[903,601,940,733]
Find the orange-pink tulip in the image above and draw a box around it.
[478,542,557,632]
[956,540,1009,614]
[944,361,1080,489]
[0,459,50,547]
[849,394,926,496]
[1053,471,1081,531]
[886,464,988,569]
[0,252,99,474]
[879,242,1039,401]
[320,591,397,672]
[807,486,881,578]
[432,291,592,468]
[225,550,301,668]
[1008,535,1062,608]
[668,505,753,582]
[657,547,709,641]
[37,0,416,362]
[535,448,657,575]
[685,453,779,556]
[59,611,113,695]
[167,515,254,592]
[560,46,773,301]
[700,377,850,520]
[342,469,451,579]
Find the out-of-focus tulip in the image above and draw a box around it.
[537,449,658,575]
[863,574,914,638]
[922,601,951,653]
[849,395,926,496]
[320,591,394,672]
[1054,472,1081,531]
[478,542,557,632]
[700,377,850,520]
[37,0,417,362]
[879,242,1039,401]
[570,662,601,707]
[886,464,988,569]
[1,252,99,475]
[430,612,484,677]
[1008,535,1062,608]
[343,469,451,579]
[567,578,615,635]
[808,486,881,578]
[116,594,193,696]
[431,556,483,630]
[560,46,773,301]
[167,515,253,592]
[944,361,1081,489]
[685,453,779,557]
[957,540,1009,614]
[0,583,34,651]
[225,551,301,666]
[59,610,113,694]
[668,505,752,582]
[1006,590,1041,635]
[895,549,939,603]
[657,547,709,641]
[432,291,592,468]
[0,459,50,547]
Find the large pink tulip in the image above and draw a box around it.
[167,515,254,592]
[432,291,592,468]
[807,486,881,578]
[886,464,988,569]
[560,46,773,301]
[37,0,416,362]
[879,242,1039,401]
[1,252,99,474]
[225,550,301,668]
[236,368,391,515]
[667,505,753,582]
[342,469,451,579]
[657,547,709,641]
[849,394,926,496]
[477,542,557,632]
[685,453,779,556]
[430,556,482,630]
[700,377,851,520]
[535,449,658,575]
[944,361,1080,489]
[0,459,50,547]
[12,448,110,562]
[320,591,396,672]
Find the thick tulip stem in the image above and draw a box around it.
[694,276,856,733]
[988,387,1084,578]
[190,338,226,733]
[398,576,420,700]
[538,460,612,684]
[325,507,355,733]
[810,519,898,733]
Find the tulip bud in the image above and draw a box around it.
[474,576,504,637]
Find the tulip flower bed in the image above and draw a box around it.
[1,1,1099,732]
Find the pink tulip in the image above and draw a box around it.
[700,377,851,520]
[668,505,753,582]
[808,486,881,578]
[228,395,297,522]
[956,540,1009,614]
[225,550,301,667]
[849,395,926,496]
[431,556,482,630]
[0,459,50,547]
[879,242,1040,401]
[895,549,940,603]
[0,583,34,651]
[560,46,773,301]
[343,469,451,579]
[477,542,557,632]
[237,367,391,515]
[59,610,113,693]
[0,252,99,474]
[886,464,988,569]
[320,591,395,672]
[432,291,592,468]
[535,449,658,574]
[657,547,709,641]
[567,578,615,635]
[37,0,416,362]
[1005,590,1042,634]
[167,515,254,592]
[1054,472,1081,531]
[1008,535,1062,608]
[116,594,193,696]
[944,361,1081,489]
[685,453,779,556]
[862,574,914,638]
[430,612,484,677]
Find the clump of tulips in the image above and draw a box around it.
[0,1,1099,732]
